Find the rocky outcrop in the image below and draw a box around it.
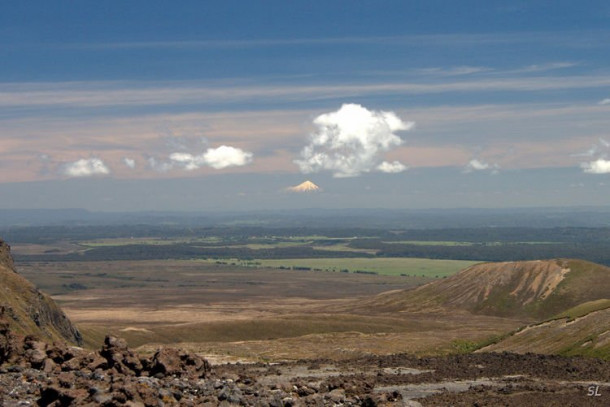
[0,318,215,406]
[1,320,608,406]
[0,239,82,345]
[0,315,411,406]
[0,239,14,270]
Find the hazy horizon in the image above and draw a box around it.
[0,166,610,212]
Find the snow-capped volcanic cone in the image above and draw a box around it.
[286,180,321,193]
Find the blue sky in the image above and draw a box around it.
[3,1,609,83]
[1,1,610,210]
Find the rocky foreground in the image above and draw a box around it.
[2,310,610,407]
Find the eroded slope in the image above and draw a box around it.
[0,239,81,344]
[370,259,610,320]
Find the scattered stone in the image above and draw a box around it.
[1,317,609,406]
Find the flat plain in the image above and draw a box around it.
[10,229,607,364]
[14,257,520,362]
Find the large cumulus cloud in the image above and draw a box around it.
[295,104,413,177]
[581,159,610,174]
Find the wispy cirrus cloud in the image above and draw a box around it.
[375,61,576,80]
[49,30,610,51]
[3,75,610,110]
[571,138,610,159]
[508,62,579,74]
[413,66,491,76]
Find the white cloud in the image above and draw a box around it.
[295,103,413,177]
[572,145,598,158]
[377,161,407,173]
[202,145,253,169]
[165,145,253,171]
[168,152,202,171]
[61,158,110,177]
[61,31,610,51]
[123,158,136,169]
[147,157,174,172]
[576,139,610,174]
[416,66,490,76]
[581,159,610,174]
[464,159,499,174]
[599,98,610,105]
[516,62,577,73]
[573,138,610,158]
[466,159,490,171]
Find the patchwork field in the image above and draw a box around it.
[208,257,478,277]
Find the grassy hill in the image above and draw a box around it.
[369,259,610,320]
[0,239,81,344]
[479,300,610,359]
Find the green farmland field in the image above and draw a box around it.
[225,257,479,278]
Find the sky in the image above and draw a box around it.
[2,1,610,211]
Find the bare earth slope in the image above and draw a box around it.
[0,239,81,345]
[369,259,610,320]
